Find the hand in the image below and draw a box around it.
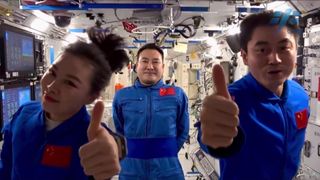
[79,100,120,180]
[201,64,239,149]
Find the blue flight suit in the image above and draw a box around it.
[0,101,90,180]
[199,73,309,180]
[113,79,189,180]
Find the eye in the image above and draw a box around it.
[65,80,77,88]
[278,41,293,52]
[255,48,266,53]
[280,46,291,51]
[254,46,271,55]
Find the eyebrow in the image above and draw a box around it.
[254,41,269,47]
[51,65,82,84]
[254,38,293,47]
[140,57,161,61]
[278,38,292,44]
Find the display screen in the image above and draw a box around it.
[34,83,42,101]
[1,85,31,127]
[5,30,34,72]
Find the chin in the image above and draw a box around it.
[266,79,285,88]
[142,77,155,82]
[42,102,57,112]
[42,104,52,113]
[147,81,157,85]
[141,80,156,85]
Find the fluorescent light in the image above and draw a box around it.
[65,34,78,44]
[71,32,88,41]
[32,10,55,24]
[30,18,49,32]
[266,1,295,12]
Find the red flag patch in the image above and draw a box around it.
[41,145,72,168]
[159,87,176,96]
[295,109,308,129]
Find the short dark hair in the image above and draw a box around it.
[240,10,301,52]
[136,43,164,62]
[63,28,129,95]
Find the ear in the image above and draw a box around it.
[133,63,137,73]
[240,49,248,65]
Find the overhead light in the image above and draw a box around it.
[5,11,11,17]
[32,10,55,24]
[65,34,78,44]
[266,1,295,13]
[30,18,49,32]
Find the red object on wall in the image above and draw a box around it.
[115,83,124,92]
[318,77,320,101]
[122,21,137,33]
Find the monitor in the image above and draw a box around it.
[0,24,36,79]
[0,81,31,129]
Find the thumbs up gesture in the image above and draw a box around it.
[201,64,240,149]
[79,100,120,180]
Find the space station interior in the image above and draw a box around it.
[0,0,320,179]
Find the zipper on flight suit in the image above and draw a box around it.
[279,101,289,179]
[146,88,151,136]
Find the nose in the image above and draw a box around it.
[268,50,282,65]
[146,61,154,69]
[46,80,59,94]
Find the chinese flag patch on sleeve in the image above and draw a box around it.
[41,145,72,168]
[159,87,176,96]
[295,109,308,129]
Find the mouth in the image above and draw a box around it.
[268,70,282,74]
[44,94,59,103]
[144,72,156,75]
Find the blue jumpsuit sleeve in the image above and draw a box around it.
[0,121,13,179]
[176,90,190,150]
[112,92,124,135]
[196,122,245,158]
[206,127,244,158]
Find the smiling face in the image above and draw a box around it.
[40,52,96,121]
[241,25,297,96]
[136,49,164,86]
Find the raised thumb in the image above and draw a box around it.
[87,100,105,141]
[212,64,231,99]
